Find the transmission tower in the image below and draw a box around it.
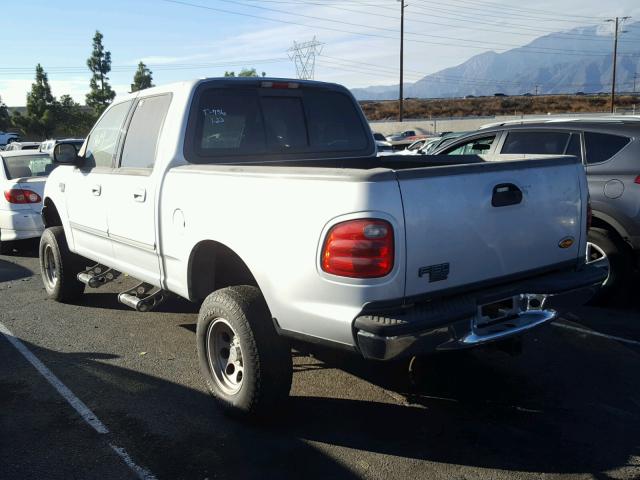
[287,37,323,80]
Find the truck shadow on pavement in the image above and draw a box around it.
[0,259,33,283]
[8,323,640,480]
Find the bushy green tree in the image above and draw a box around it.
[131,61,154,92]
[223,68,264,78]
[54,95,96,137]
[12,64,57,138]
[0,95,10,132]
[86,30,115,114]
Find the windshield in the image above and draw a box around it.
[2,154,56,179]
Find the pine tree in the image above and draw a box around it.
[86,30,115,114]
[131,62,154,92]
[16,64,57,138]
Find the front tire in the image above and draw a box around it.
[39,226,85,302]
[196,286,292,418]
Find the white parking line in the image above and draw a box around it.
[553,322,640,347]
[0,322,157,480]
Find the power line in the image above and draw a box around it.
[163,0,636,58]
[241,0,636,44]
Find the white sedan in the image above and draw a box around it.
[0,150,55,254]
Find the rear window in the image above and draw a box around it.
[187,85,371,163]
[2,154,56,179]
[584,132,630,164]
[501,131,570,155]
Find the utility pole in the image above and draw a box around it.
[607,16,631,113]
[535,84,539,96]
[399,0,405,122]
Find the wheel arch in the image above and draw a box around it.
[591,210,632,249]
[41,197,62,228]
[187,240,261,303]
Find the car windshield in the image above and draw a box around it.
[2,154,56,179]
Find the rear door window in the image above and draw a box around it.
[119,94,172,170]
[584,132,630,164]
[501,131,570,155]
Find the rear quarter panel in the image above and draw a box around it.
[160,165,406,346]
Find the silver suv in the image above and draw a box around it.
[434,118,640,301]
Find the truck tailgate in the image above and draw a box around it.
[397,157,585,297]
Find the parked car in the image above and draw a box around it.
[0,150,57,254]
[39,77,604,418]
[386,130,427,149]
[422,131,470,154]
[386,130,417,142]
[373,132,394,154]
[40,138,85,155]
[0,132,20,148]
[434,118,640,301]
[4,141,41,151]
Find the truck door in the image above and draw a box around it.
[65,100,132,263]
[103,93,172,285]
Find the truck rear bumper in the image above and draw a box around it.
[354,264,607,360]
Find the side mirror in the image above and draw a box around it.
[53,143,81,165]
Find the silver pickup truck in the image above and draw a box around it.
[40,78,605,417]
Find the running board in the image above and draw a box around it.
[117,282,169,312]
[77,264,121,288]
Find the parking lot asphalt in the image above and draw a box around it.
[1,240,639,480]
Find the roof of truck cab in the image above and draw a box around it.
[113,77,348,104]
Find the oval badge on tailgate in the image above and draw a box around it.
[558,237,575,249]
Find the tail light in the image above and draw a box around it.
[634,175,640,184]
[321,219,394,278]
[4,189,41,204]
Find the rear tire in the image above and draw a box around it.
[196,285,292,419]
[587,228,632,305]
[39,226,85,302]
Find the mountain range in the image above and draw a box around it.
[350,22,640,100]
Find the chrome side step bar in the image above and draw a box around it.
[118,282,169,312]
[77,264,121,288]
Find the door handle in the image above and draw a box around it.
[133,188,146,202]
[492,183,522,207]
[91,185,101,196]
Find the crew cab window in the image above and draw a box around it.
[120,94,172,170]
[584,132,630,164]
[501,131,570,155]
[84,101,132,169]
[444,135,496,155]
[188,86,370,162]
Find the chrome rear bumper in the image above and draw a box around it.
[354,264,606,361]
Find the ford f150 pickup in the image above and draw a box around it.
[40,78,606,417]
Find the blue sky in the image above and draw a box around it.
[2,0,639,105]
